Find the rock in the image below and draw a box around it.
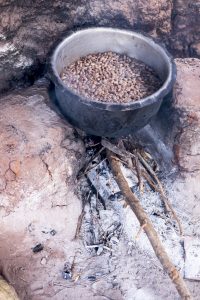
[164,60,200,257]
[184,236,200,280]
[32,244,44,253]
[0,84,84,212]
[0,83,84,299]
[190,42,200,57]
[1,0,199,93]
[50,229,56,236]
[173,58,200,173]
[0,0,170,93]
[40,257,47,265]
[170,0,200,57]
[134,57,200,175]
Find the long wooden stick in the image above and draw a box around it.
[107,150,192,300]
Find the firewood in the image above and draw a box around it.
[107,150,192,300]
[102,138,183,235]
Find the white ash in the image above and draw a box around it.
[61,52,163,103]
[82,188,122,255]
[0,33,6,40]
[77,139,200,297]
[77,163,200,299]
[15,54,33,68]
[0,42,16,57]
[184,236,200,280]
[87,159,138,201]
[86,161,185,274]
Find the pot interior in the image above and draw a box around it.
[52,28,171,86]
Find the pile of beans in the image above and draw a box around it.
[61,52,163,103]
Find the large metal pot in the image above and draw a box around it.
[50,27,176,137]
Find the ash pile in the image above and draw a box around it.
[76,131,200,283]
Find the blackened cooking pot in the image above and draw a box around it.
[50,27,176,137]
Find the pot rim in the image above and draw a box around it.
[50,27,176,112]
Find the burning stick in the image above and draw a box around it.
[141,169,157,191]
[73,191,91,240]
[134,156,144,194]
[77,147,105,179]
[107,150,192,300]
